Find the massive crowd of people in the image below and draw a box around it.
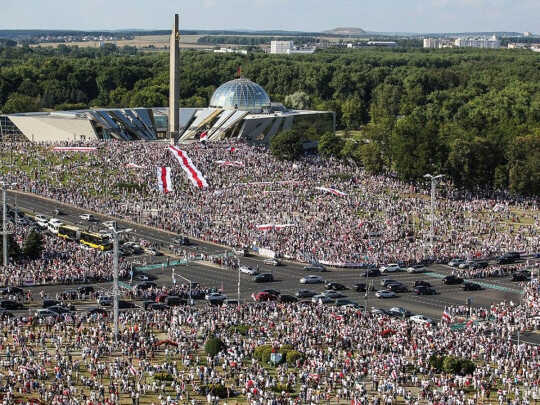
[0,279,536,404]
[5,141,539,267]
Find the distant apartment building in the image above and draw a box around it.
[423,38,455,49]
[367,41,397,47]
[270,41,294,54]
[454,35,501,49]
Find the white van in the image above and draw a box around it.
[47,218,63,235]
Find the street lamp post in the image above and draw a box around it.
[111,225,132,342]
[1,182,17,267]
[423,174,445,257]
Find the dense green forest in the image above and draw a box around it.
[0,44,538,194]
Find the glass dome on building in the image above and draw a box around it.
[209,78,271,112]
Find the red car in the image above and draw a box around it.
[251,292,277,302]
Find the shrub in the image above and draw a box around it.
[261,346,273,364]
[199,384,230,398]
[229,324,250,336]
[253,344,272,361]
[286,350,303,365]
[271,383,295,393]
[204,335,224,357]
[429,354,444,371]
[431,355,476,376]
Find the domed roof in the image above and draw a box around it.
[209,78,271,112]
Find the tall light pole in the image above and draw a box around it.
[1,182,17,267]
[423,174,445,257]
[111,225,132,342]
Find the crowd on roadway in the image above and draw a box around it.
[0,278,536,404]
[5,141,538,267]
[0,220,129,287]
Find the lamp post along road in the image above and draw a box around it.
[1,183,17,267]
[111,225,132,342]
[423,174,445,257]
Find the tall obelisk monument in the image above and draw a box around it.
[169,13,180,144]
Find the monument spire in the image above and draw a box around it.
[169,13,180,144]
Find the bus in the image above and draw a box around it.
[80,231,113,251]
[58,225,81,241]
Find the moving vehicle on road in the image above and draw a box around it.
[462,282,483,291]
[98,296,112,306]
[448,258,465,267]
[375,290,396,298]
[380,279,399,287]
[362,269,381,277]
[47,218,63,235]
[442,275,464,285]
[263,258,281,266]
[410,314,435,325]
[295,289,317,298]
[334,299,361,308]
[325,281,347,291]
[0,286,24,296]
[511,272,530,282]
[300,275,324,284]
[380,264,401,273]
[172,236,191,246]
[387,283,408,293]
[254,273,274,283]
[321,290,346,299]
[0,300,24,310]
[311,294,333,304]
[102,221,117,230]
[388,307,413,318]
[240,265,258,275]
[79,214,94,221]
[406,264,426,273]
[303,264,327,272]
[413,280,432,288]
[205,292,227,304]
[251,291,278,302]
[278,295,297,303]
[414,286,437,295]
[58,225,81,241]
[353,282,376,292]
[80,231,112,251]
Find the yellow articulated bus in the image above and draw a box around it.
[80,231,113,251]
[58,225,81,241]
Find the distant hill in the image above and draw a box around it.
[324,27,366,35]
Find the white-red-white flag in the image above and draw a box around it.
[442,310,452,323]
[316,186,348,197]
[200,131,208,142]
[157,167,173,193]
[168,146,208,189]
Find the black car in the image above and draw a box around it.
[164,296,186,306]
[261,289,280,297]
[254,273,274,283]
[471,261,489,270]
[325,282,347,291]
[387,283,408,293]
[503,252,520,260]
[148,303,170,311]
[87,307,108,316]
[363,269,381,277]
[118,300,136,309]
[511,272,530,282]
[380,279,399,287]
[413,280,432,288]
[78,286,95,295]
[48,305,71,315]
[463,282,483,291]
[42,299,61,308]
[388,307,413,318]
[414,286,437,295]
[295,289,316,298]
[0,286,24,295]
[442,275,464,285]
[135,281,157,290]
[353,283,376,292]
[172,236,190,246]
[0,300,24,310]
[498,256,516,265]
[278,295,298,303]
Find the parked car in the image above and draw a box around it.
[462,282,483,291]
[102,220,117,230]
[362,269,381,277]
[135,281,157,290]
[118,300,136,309]
[334,299,361,308]
[78,286,95,295]
[321,290,346,299]
[387,283,408,293]
[240,265,258,275]
[263,258,281,266]
[303,264,326,272]
[413,280,432,288]
[471,261,489,270]
[325,281,347,291]
[251,292,277,302]
[205,292,227,302]
[414,286,437,295]
[233,247,247,256]
[300,275,324,284]
[458,260,476,269]
[147,303,169,311]
[79,213,94,221]
[380,279,399,287]
[278,294,297,303]
[144,248,162,256]
[353,282,376,292]
[410,314,435,325]
[48,305,71,315]
[442,275,464,285]
[406,264,426,273]
[42,299,61,308]
[448,258,465,267]
[254,273,274,283]
[164,296,186,306]
[0,286,24,295]
[498,256,516,265]
[375,290,396,299]
[98,296,113,306]
[311,294,333,304]
[380,264,401,273]
[295,289,317,298]
[34,214,48,223]
[511,272,530,282]
[388,307,413,318]
[0,300,24,310]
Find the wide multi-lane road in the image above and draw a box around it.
[6,191,534,326]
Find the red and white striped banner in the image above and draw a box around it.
[53,146,97,152]
[168,146,208,189]
[157,167,173,194]
[215,160,244,168]
[442,310,452,323]
[126,162,145,169]
[200,131,208,142]
[256,223,295,231]
[316,186,348,197]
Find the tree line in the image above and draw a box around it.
[0,45,538,194]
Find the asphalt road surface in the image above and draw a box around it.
[5,191,538,343]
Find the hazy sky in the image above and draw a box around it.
[2,0,538,33]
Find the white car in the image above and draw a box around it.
[448,258,465,267]
[300,275,324,284]
[263,258,281,266]
[47,218,63,234]
[375,290,396,298]
[406,264,426,273]
[234,248,247,257]
[205,292,227,302]
[35,214,48,223]
[102,220,117,230]
[380,264,401,273]
[240,265,259,275]
[80,213,94,221]
[410,314,435,325]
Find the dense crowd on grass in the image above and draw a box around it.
[0,279,537,404]
[5,141,539,268]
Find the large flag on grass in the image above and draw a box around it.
[168,145,208,189]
